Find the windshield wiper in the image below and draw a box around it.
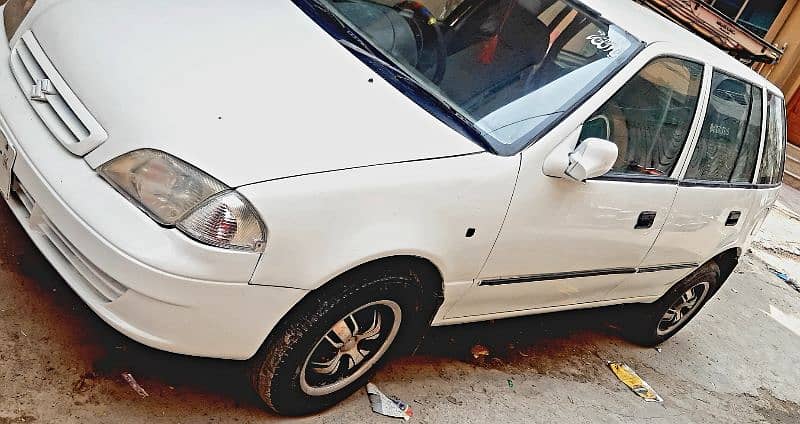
[306,1,416,82]
[304,0,374,51]
[338,38,495,153]
[298,0,496,153]
[337,39,414,80]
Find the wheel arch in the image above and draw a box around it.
[708,246,742,288]
[308,254,445,316]
[343,255,446,301]
[252,255,445,359]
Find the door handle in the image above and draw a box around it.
[726,211,742,226]
[635,211,657,229]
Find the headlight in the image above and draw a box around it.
[99,149,266,252]
[99,149,226,225]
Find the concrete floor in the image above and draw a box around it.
[0,189,799,423]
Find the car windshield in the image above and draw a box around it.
[311,0,642,154]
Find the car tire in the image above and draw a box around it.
[623,262,721,347]
[248,261,438,416]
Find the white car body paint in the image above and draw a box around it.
[0,0,785,359]
[243,152,520,290]
[25,0,482,186]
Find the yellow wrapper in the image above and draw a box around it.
[609,362,664,403]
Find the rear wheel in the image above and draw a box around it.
[249,262,437,416]
[624,262,721,347]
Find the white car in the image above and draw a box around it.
[0,0,787,415]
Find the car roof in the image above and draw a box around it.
[580,0,783,96]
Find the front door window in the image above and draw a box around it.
[580,57,704,177]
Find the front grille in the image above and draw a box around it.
[9,31,107,156]
[12,181,128,303]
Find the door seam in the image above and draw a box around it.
[473,154,523,281]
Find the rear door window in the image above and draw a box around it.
[758,93,788,185]
[685,72,763,183]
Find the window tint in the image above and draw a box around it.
[579,57,704,177]
[758,94,787,185]
[730,87,763,182]
[685,73,762,182]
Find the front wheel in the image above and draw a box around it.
[624,262,721,347]
[249,263,436,416]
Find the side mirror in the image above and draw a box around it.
[564,138,618,182]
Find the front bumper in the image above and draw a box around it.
[0,126,307,362]
[0,23,306,360]
[6,172,305,360]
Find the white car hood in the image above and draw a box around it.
[26,0,482,186]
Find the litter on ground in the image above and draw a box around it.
[366,383,413,421]
[608,362,663,403]
[470,344,490,359]
[121,372,149,398]
[770,268,800,293]
[446,395,463,406]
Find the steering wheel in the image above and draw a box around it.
[394,1,448,84]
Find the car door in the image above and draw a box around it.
[446,55,708,320]
[614,79,785,300]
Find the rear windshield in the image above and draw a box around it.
[313,0,641,154]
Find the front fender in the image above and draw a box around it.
[239,153,519,290]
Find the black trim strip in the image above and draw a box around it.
[480,268,636,286]
[679,180,781,189]
[586,176,781,189]
[479,263,701,286]
[637,263,699,273]
[593,175,679,185]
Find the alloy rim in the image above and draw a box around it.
[657,281,711,336]
[300,300,402,396]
